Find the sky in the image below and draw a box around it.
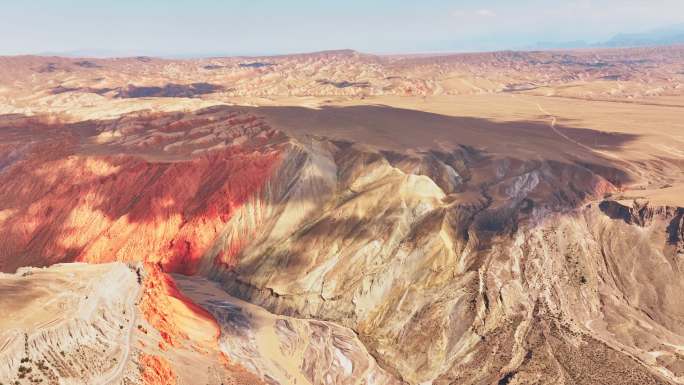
[1,0,684,56]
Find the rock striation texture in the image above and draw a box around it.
[1,48,684,384]
[0,263,138,385]
[2,47,684,110]
[174,274,400,385]
[0,262,395,385]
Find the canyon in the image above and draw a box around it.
[0,47,683,385]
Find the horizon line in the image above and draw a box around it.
[5,44,684,61]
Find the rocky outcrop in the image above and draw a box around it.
[0,110,284,273]
[597,199,684,227]
[138,263,219,348]
[1,106,683,384]
[175,274,400,385]
[139,354,177,385]
[668,210,684,254]
[0,262,402,385]
[0,263,139,384]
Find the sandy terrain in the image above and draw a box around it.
[0,263,139,384]
[174,274,399,385]
[0,47,683,385]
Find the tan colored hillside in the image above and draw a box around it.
[1,47,683,385]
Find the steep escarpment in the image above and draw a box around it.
[221,155,684,384]
[0,262,401,385]
[217,137,661,384]
[138,354,177,385]
[138,262,220,348]
[1,104,683,384]
[0,261,269,385]
[131,262,270,385]
[0,110,285,273]
[174,274,400,385]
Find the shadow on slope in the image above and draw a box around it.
[0,105,643,273]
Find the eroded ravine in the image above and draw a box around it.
[0,104,683,384]
[173,274,400,385]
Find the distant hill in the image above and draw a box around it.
[531,24,684,50]
[603,24,684,47]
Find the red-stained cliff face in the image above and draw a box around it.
[137,262,269,384]
[139,354,177,385]
[0,110,283,274]
[139,262,220,348]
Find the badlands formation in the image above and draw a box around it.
[0,47,683,385]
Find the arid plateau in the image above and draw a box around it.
[1,47,684,385]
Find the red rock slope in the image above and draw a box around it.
[0,110,283,274]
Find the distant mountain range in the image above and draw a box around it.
[30,24,684,59]
[531,24,684,50]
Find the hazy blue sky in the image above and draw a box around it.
[1,0,683,56]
